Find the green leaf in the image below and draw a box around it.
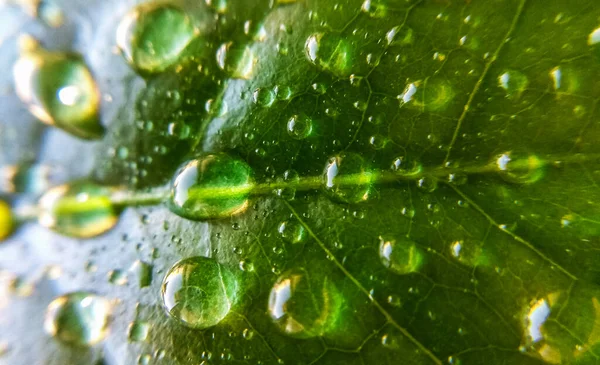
[2,0,600,364]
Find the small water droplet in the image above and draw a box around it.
[117,3,196,73]
[287,115,313,140]
[38,182,120,238]
[253,88,276,107]
[495,151,544,184]
[128,321,150,342]
[216,42,256,79]
[44,292,111,346]
[278,219,307,244]
[498,70,529,100]
[379,236,424,275]
[162,257,238,329]
[305,33,352,77]
[169,153,254,220]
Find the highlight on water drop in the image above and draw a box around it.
[38,181,120,238]
[168,153,254,221]
[13,36,103,139]
[117,3,197,74]
[161,256,238,329]
[44,292,111,347]
[494,150,544,184]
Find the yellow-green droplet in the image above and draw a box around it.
[450,240,488,267]
[268,268,342,338]
[128,321,150,342]
[278,219,306,244]
[495,151,544,184]
[379,236,423,275]
[323,152,371,203]
[169,153,254,220]
[13,38,103,139]
[44,292,111,347]
[216,42,256,79]
[305,32,352,77]
[117,3,196,74]
[38,181,120,238]
[161,256,238,329]
[0,200,14,241]
[498,70,529,100]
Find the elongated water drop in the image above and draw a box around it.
[13,37,103,139]
[379,236,423,275]
[38,181,120,238]
[117,3,196,74]
[495,151,544,184]
[0,200,14,241]
[169,153,254,220]
[323,152,371,203]
[268,268,342,338]
[161,256,238,329]
[44,292,111,347]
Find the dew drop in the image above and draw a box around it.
[361,0,387,18]
[268,268,342,338]
[44,292,111,346]
[287,115,313,140]
[129,260,153,288]
[379,236,424,275]
[305,33,352,77]
[169,153,254,220]
[417,176,438,192]
[216,42,257,79]
[498,70,528,100]
[275,169,300,200]
[128,321,150,342]
[385,26,414,46]
[278,219,306,244]
[495,151,544,184]
[450,240,487,267]
[117,3,196,74]
[108,269,127,286]
[38,181,120,238]
[390,156,421,175]
[323,152,371,204]
[588,26,600,46]
[253,88,276,107]
[205,0,227,13]
[13,38,103,139]
[0,200,14,241]
[162,257,238,329]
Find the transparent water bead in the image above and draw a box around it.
[495,151,544,184]
[38,181,119,238]
[169,153,254,220]
[322,152,371,204]
[44,292,111,347]
[379,236,424,275]
[117,3,197,74]
[13,37,103,139]
[161,256,238,329]
[268,268,342,338]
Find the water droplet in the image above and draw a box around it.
[169,153,254,220]
[273,170,298,201]
[129,260,153,288]
[128,321,150,342]
[38,182,119,238]
[278,219,306,244]
[361,0,388,18]
[117,3,196,73]
[305,33,352,77]
[287,115,313,140]
[368,134,386,150]
[44,292,111,346]
[216,42,256,79]
[390,156,421,175]
[323,152,371,204]
[385,25,414,46]
[13,38,103,139]
[495,151,544,184]
[108,269,128,286]
[417,176,438,192]
[379,236,424,275]
[588,26,600,46]
[498,70,528,100]
[399,78,454,111]
[253,88,275,107]
[450,240,487,266]
[167,122,191,139]
[268,268,342,338]
[205,0,227,13]
[0,200,14,241]
[162,257,238,329]
[525,298,551,344]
